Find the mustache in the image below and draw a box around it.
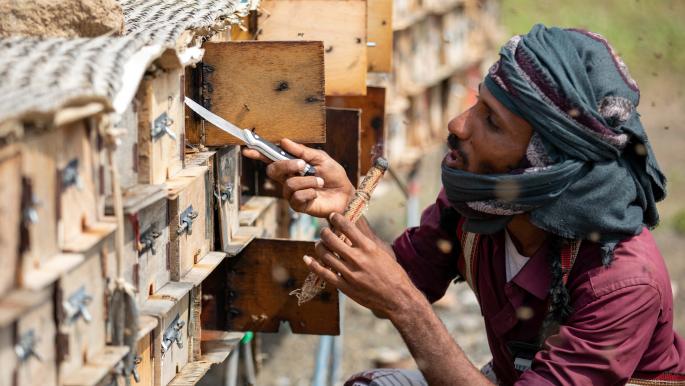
[447,134,469,167]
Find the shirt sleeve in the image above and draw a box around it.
[392,189,461,303]
[515,282,661,386]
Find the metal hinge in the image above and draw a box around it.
[61,159,83,190]
[161,314,185,354]
[131,355,142,383]
[62,286,93,324]
[176,206,198,236]
[138,229,161,255]
[15,330,42,363]
[152,111,177,141]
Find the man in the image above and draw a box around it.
[244,25,685,385]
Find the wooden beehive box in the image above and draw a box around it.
[108,102,141,192]
[215,146,241,249]
[184,150,217,251]
[105,184,171,304]
[0,144,21,298]
[137,66,186,185]
[258,0,368,96]
[0,289,57,386]
[140,281,194,386]
[164,166,212,281]
[367,0,393,73]
[186,40,326,146]
[57,227,119,385]
[20,120,109,291]
[129,315,159,386]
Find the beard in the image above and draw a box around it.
[445,133,470,170]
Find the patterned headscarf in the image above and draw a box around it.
[441,24,666,260]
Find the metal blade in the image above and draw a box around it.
[184,97,247,143]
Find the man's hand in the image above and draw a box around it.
[305,213,422,317]
[242,138,355,218]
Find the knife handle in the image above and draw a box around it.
[242,130,316,177]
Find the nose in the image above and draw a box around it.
[447,108,472,140]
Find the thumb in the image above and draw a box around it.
[280,138,327,165]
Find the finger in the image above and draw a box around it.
[242,148,271,163]
[320,227,355,261]
[329,213,373,250]
[290,189,317,212]
[315,242,352,277]
[280,138,329,165]
[285,176,325,193]
[266,159,307,183]
[303,255,343,288]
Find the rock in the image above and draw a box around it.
[0,0,124,38]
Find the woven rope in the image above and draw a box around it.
[0,0,251,126]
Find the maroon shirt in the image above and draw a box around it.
[393,189,685,385]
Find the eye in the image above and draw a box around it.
[486,112,501,131]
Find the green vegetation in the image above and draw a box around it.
[499,0,685,84]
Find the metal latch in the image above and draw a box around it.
[61,159,83,190]
[161,314,185,354]
[176,206,198,235]
[139,229,161,255]
[152,112,177,141]
[131,355,142,383]
[15,330,42,363]
[217,183,234,204]
[63,286,93,324]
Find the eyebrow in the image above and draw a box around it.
[477,82,504,125]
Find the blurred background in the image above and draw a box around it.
[220,1,685,385]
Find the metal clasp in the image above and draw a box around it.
[63,286,93,324]
[15,330,42,363]
[176,206,198,235]
[131,355,142,383]
[218,183,234,204]
[161,314,185,354]
[139,229,161,255]
[61,159,83,190]
[152,112,177,141]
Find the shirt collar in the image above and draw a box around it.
[510,238,551,300]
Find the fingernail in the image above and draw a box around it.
[297,159,305,170]
[316,177,324,187]
[303,255,313,265]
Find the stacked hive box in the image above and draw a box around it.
[0,1,498,385]
[382,0,499,169]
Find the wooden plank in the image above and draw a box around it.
[166,331,243,386]
[319,107,361,188]
[166,166,211,281]
[109,184,170,303]
[20,129,61,280]
[137,67,185,185]
[258,0,368,96]
[215,146,241,250]
[0,144,21,297]
[180,252,226,287]
[0,288,52,328]
[61,346,129,386]
[238,196,278,227]
[184,151,216,254]
[16,300,57,386]
[58,119,100,249]
[0,324,15,386]
[367,0,394,72]
[225,238,339,335]
[58,250,108,382]
[193,41,325,146]
[141,281,193,386]
[326,87,387,174]
[132,333,154,386]
[109,101,139,192]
